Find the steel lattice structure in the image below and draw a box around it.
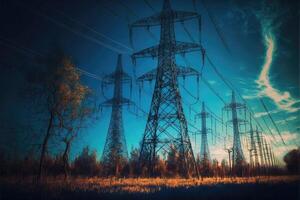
[130,0,202,177]
[199,102,211,164]
[195,102,211,176]
[255,126,265,167]
[196,102,211,163]
[223,91,246,175]
[249,119,259,168]
[101,54,133,176]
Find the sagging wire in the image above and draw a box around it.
[53,8,133,52]
[130,79,133,100]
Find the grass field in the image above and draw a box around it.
[0,176,299,200]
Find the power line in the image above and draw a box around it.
[143,0,157,13]
[0,35,105,84]
[14,1,128,54]
[260,98,286,145]
[199,0,231,54]
[0,36,43,57]
[53,8,133,52]
[201,77,226,104]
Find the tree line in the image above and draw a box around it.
[1,145,298,179]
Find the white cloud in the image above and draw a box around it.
[263,130,299,164]
[208,80,217,85]
[276,115,298,125]
[254,109,281,118]
[255,22,300,113]
[264,130,299,145]
[209,145,227,161]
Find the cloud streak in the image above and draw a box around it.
[254,2,300,113]
[256,32,300,112]
[254,109,280,118]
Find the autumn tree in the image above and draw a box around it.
[220,159,229,178]
[129,148,140,177]
[166,144,179,177]
[211,159,219,177]
[53,58,96,180]
[27,52,91,181]
[73,146,100,176]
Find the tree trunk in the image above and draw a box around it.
[63,140,71,181]
[37,111,53,182]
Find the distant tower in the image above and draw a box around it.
[269,147,275,167]
[261,135,268,168]
[101,54,133,176]
[255,126,265,167]
[249,118,259,168]
[197,102,211,175]
[264,140,272,168]
[130,0,202,177]
[224,91,246,175]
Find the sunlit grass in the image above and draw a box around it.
[2,176,299,193]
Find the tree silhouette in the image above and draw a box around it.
[73,146,100,176]
[283,147,300,174]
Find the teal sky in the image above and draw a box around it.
[0,0,299,165]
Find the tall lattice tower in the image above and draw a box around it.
[196,102,211,176]
[223,91,246,175]
[130,0,202,177]
[101,54,133,176]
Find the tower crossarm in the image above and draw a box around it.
[172,10,199,23]
[176,65,200,77]
[132,41,202,60]
[226,118,247,124]
[194,111,210,119]
[137,65,200,82]
[100,97,134,107]
[131,13,161,27]
[130,11,198,28]
[102,71,132,85]
[223,102,246,110]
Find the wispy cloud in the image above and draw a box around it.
[276,115,298,125]
[254,2,300,113]
[256,33,300,112]
[254,109,280,118]
[242,87,260,100]
[264,130,299,145]
[208,80,217,85]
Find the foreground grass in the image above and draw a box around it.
[0,176,299,200]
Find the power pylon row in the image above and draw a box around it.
[99,0,279,178]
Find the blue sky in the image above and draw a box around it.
[0,0,299,165]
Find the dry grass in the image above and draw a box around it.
[2,176,299,193]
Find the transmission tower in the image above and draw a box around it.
[101,54,133,176]
[224,147,233,173]
[269,147,275,167]
[264,141,272,168]
[223,132,233,173]
[249,118,259,169]
[195,102,211,175]
[255,126,265,168]
[261,135,268,168]
[130,0,202,177]
[223,91,246,175]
